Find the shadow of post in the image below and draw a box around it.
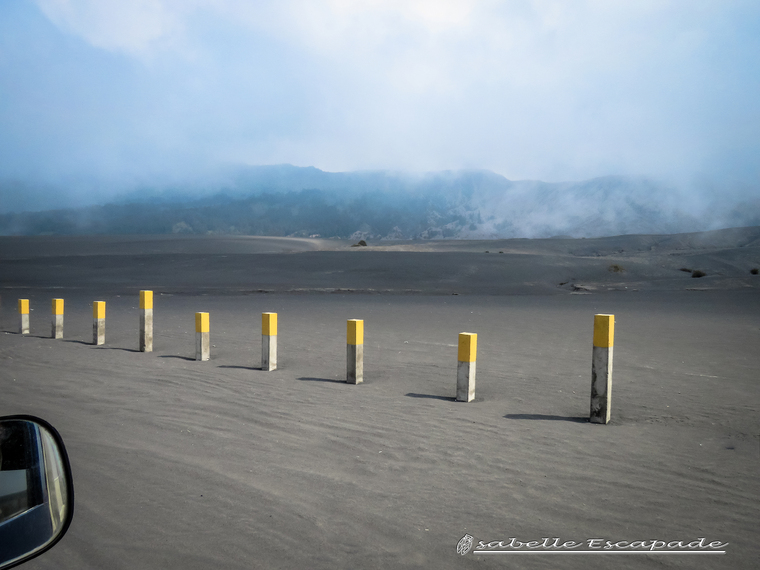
[405,393,456,402]
[504,414,588,423]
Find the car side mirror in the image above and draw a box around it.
[0,416,74,569]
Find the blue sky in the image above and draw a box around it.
[1,0,759,208]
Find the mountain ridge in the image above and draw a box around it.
[1,165,757,238]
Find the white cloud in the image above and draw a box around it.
[34,0,192,55]
[13,0,760,187]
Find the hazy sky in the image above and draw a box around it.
[1,0,759,202]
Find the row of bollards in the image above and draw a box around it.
[93,301,105,345]
[347,319,363,384]
[195,312,210,361]
[590,314,614,424]
[14,294,615,424]
[52,298,64,339]
[457,332,477,402]
[18,299,30,335]
[139,290,153,352]
[262,312,277,372]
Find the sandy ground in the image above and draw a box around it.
[0,231,759,569]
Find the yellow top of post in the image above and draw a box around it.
[52,298,64,315]
[18,299,29,314]
[195,312,209,333]
[458,332,477,362]
[262,312,278,336]
[140,290,153,309]
[593,314,615,347]
[93,301,106,319]
[347,319,364,345]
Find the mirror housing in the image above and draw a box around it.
[0,416,74,569]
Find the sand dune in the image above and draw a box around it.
[0,234,330,259]
[0,230,758,569]
[1,227,758,297]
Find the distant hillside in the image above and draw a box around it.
[1,166,758,238]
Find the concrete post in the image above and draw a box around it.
[261,312,278,371]
[139,290,153,352]
[590,314,614,424]
[51,298,64,339]
[456,332,477,402]
[18,299,29,335]
[195,312,210,361]
[347,319,364,384]
[93,301,106,345]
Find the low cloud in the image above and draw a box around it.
[0,0,756,208]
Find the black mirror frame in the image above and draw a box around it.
[0,415,75,570]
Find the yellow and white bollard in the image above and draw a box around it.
[51,298,64,339]
[18,299,29,335]
[93,301,106,345]
[195,312,210,361]
[456,332,477,402]
[347,319,364,384]
[139,290,153,352]
[261,312,277,371]
[590,314,614,424]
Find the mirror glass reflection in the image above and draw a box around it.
[0,419,73,569]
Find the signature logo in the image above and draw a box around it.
[457,534,474,555]
[457,535,728,555]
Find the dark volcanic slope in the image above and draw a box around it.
[1,228,758,296]
[0,250,605,296]
[0,234,329,258]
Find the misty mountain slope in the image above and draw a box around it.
[0,166,757,238]
[467,176,699,238]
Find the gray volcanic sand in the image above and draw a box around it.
[0,231,759,569]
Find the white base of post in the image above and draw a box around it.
[196,331,209,361]
[456,361,476,402]
[93,318,105,345]
[262,335,277,371]
[347,344,363,384]
[52,314,63,339]
[19,314,29,335]
[590,346,613,424]
[140,308,153,352]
